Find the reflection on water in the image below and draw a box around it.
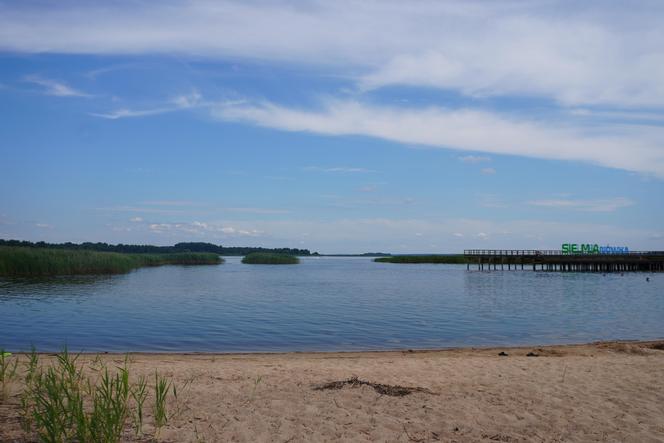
[1,257,662,352]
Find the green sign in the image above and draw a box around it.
[562,243,629,255]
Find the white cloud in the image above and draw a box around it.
[304,166,375,173]
[478,194,508,209]
[99,203,288,215]
[91,108,171,120]
[141,200,200,206]
[527,197,634,212]
[129,217,144,222]
[569,108,664,123]
[91,91,203,119]
[459,155,491,163]
[4,2,664,179]
[3,2,664,107]
[214,99,664,177]
[481,167,496,175]
[98,205,189,215]
[147,221,263,237]
[98,216,663,253]
[23,75,89,97]
[224,207,290,215]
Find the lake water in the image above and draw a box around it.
[1,257,662,353]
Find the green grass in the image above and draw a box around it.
[374,255,468,264]
[241,252,299,265]
[0,246,224,277]
[1,347,19,399]
[2,347,178,443]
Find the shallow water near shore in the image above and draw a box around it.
[1,257,663,352]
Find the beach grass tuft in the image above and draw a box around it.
[241,252,299,265]
[0,348,19,399]
[6,347,177,442]
[153,371,171,431]
[0,246,223,277]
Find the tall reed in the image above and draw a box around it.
[241,252,299,264]
[0,246,223,276]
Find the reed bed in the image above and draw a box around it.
[0,246,223,277]
[374,255,467,264]
[241,252,299,264]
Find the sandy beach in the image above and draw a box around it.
[2,340,663,442]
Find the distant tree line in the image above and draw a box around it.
[0,239,313,256]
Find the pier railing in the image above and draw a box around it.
[464,249,664,256]
[462,249,664,272]
[464,249,560,256]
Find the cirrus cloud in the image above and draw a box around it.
[214,99,664,177]
[1,1,664,108]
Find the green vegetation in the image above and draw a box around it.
[153,372,171,430]
[374,254,467,264]
[1,348,19,399]
[241,252,299,264]
[0,239,313,256]
[1,347,177,442]
[0,246,223,277]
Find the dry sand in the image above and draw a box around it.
[2,340,664,442]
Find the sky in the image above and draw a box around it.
[0,0,663,254]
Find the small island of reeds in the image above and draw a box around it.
[374,255,467,264]
[241,252,299,265]
[0,246,223,277]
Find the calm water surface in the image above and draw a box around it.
[1,257,662,352]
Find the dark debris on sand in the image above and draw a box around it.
[314,376,437,397]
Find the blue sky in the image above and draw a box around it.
[1,1,663,253]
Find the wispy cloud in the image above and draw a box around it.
[570,108,664,123]
[91,108,171,119]
[23,75,90,97]
[481,167,496,175]
[459,155,491,163]
[147,221,264,237]
[478,194,508,209]
[91,91,204,119]
[527,197,634,212]
[97,205,190,215]
[140,200,201,207]
[224,207,290,215]
[99,216,661,253]
[99,203,288,215]
[304,166,375,173]
[3,2,664,108]
[215,99,664,177]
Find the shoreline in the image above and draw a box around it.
[3,339,664,441]
[8,338,664,357]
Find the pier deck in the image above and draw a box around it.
[463,249,664,272]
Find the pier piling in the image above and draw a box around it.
[464,249,664,273]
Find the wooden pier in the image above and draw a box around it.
[463,249,664,272]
